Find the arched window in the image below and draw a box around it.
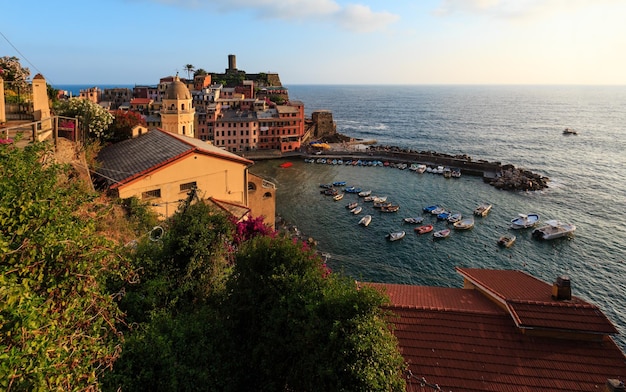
[248,182,257,191]
[263,192,272,199]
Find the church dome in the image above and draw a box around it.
[164,75,190,100]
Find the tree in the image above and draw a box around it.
[53,98,114,140]
[222,235,406,391]
[107,110,147,142]
[193,68,208,77]
[0,142,127,391]
[184,64,195,80]
[0,56,30,89]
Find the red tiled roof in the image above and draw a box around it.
[365,269,626,392]
[130,98,152,105]
[456,267,618,334]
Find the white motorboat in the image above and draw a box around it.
[453,218,474,230]
[358,190,372,197]
[359,214,372,227]
[386,231,406,241]
[433,228,451,239]
[403,217,424,224]
[532,220,576,240]
[447,213,462,223]
[510,213,540,229]
[351,206,363,215]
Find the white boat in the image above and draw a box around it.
[415,164,427,174]
[351,206,363,215]
[403,217,424,224]
[510,213,540,229]
[359,214,372,227]
[447,213,462,223]
[453,218,474,230]
[474,203,492,217]
[532,220,576,240]
[333,193,344,201]
[431,207,445,215]
[358,190,372,197]
[372,196,387,203]
[386,231,406,241]
[433,228,451,239]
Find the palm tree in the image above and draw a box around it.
[184,64,195,80]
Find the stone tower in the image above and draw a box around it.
[160,74,195,137]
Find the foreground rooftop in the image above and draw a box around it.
[366,267,626,391]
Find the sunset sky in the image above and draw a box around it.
[2,0,625,86]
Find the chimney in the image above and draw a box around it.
[605,379,625,392]
[551,275,571,300]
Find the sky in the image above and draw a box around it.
[2,0,626,86]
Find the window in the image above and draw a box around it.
[142,189,161,199]
[180,181,197,192]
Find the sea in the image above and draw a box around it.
[58,83,626,351]
[249,85,626,352]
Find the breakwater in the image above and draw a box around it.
[244,145,549,192]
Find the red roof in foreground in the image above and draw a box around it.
[366,268,626,392]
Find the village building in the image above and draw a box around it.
[93,128,275,227]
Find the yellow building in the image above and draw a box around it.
[94,128,275,227]
[160,74,195,138]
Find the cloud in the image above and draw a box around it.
[434,0,619,20]
[335,4,400,33]
[146,0,398,32]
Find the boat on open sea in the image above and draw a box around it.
[563,128,578,135]
[359,214,372,227]
[531,220,576,240]
[510,213,540,229]
[386,231,406,241]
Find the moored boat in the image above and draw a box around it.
[447,213,462,223]
[359,214,372,227]
[423,205,439,213]
[373,201,392,209]
[358,190,372,197]
[474,203,492,217]
[453,218,475,230]
[333,193,344,201]
[380,204,400,213]
[346,201,358,210]
[386,230,406,241]
[403,217,424,224]
[433,228,451,239]
[351,206,363,215]
[531,220,576,240]
[510,213,540,229]
[415,224,433,234]
[498,234,516,248]
[437,210,451,220]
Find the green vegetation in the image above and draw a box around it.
[0,142,128,391]
[1,140,407,391]
[53,98,114,140]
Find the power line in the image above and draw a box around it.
[0,29,47,82]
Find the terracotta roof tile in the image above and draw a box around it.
[364,269,626,392]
